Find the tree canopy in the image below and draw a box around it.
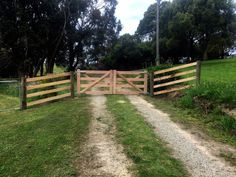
[0,0,121,77]
[135,0,236,63]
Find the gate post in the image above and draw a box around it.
[110,70,113,94]
[77,69,81,95]
[113,70,117,94]
[149,71,154,96]
[144,72,148,94]
[196,60,201,86]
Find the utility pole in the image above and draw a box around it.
[156,0,161,65]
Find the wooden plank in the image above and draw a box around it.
[80,77,111,81]
[154,85,191,95]
[81,71,111,93]
[27,86,70,98]
[26,72,70,82]
[117,71,146,75]
[117,73,144,93]
[116,84,145,89]
[20,77,27,110]
[154,77,196,88]
[110,71,113,94]
[77,70,81,95]
[144,73,148,93]
[27,93,71,107]
[80,70,110,74]
[154,70,196,82]
[81,84,110,88]
[27,80,71,91]
[113,70,117,94]
[154,62,197,75]
[117,78,145,82]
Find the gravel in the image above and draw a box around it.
[128,95,236,177]
[78,95,133,177]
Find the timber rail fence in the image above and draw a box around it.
[19,61,201,110]
[150,61,201,96]
[20,72,74,110]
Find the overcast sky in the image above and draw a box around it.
[115,0,156,35]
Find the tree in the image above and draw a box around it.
[103,34,153,70]
[0,0,121,77]
[136,0,236,62]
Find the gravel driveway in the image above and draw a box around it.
[128,95,236,177]
[77,95,133,177]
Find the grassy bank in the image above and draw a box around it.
[107,95,188,177]
[0,97,91,177]
[185,58,236,107]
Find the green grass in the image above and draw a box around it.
[201,58,236,83]
[145,96,236,148]
[0,82,20,110]
[107,95,188,177]
[54,65,66,73]
[187,58,236,107]
[0,97,91,177]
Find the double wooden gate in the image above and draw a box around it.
[77,70,148,95]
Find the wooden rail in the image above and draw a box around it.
[20,72,74,110]
[151,61,201,96]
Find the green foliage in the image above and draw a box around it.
[107,95,188,177]
[181,82,236,107]
[136,0,236,62]
[0,98,91,176]
[147,64,173,73]
[0,0,121,77]
[0,82,19,97]
[103,34,153,69]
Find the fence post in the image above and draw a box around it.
[77,70,81,95]
[70,72,75,98]
[20,76,27,110]
[110,70,114,94]
[196,60,201,86]
[144,71,148,94]
[113,70,117,94]
[149,71,154,96]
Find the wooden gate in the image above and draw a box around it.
[77,70,148,95]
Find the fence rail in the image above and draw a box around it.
[20,72,74,110]
[151,61,201,96]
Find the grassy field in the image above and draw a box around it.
[0,81,20,111]
[0,97,91,177]
[107,95,188,177]
[201,58,236,83]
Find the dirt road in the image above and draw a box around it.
[128,95,236,177]
[77,95,133,177]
